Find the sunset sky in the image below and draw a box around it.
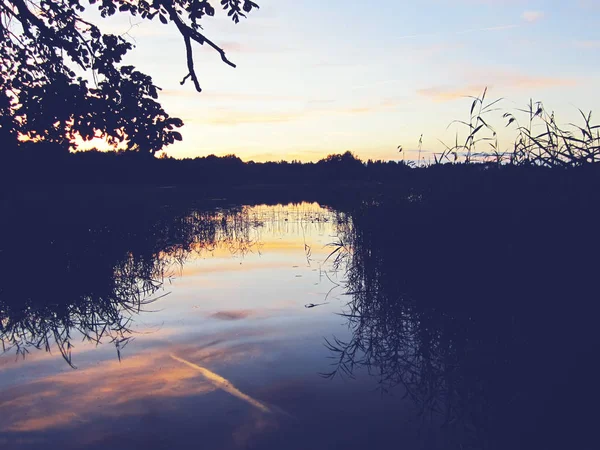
[94,0,600,161]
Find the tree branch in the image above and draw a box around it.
[9,0,87,69]
[162,1,236,93]
[187,25,236,69]
[181,33,201,92]
[10,0,48,35]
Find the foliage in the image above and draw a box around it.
[0,0,259,154]
[437,88,600,167]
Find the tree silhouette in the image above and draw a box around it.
[0,0,259,154]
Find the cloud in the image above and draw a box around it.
[578,0,600,9]
[417,85,488,102]
[394,24,517,41]
[574,40,600,49]
[0,337,268,434]
[159,89,300,103]
[460,24,519,33]
[493,72,577,89]
[418,71,577,103]
[204,111,304,125]
[218,41,257,53]
[170,354,272,413]
[0,352,215,432]
[190,100,402,126]
[343,101,398,114]
[522,11,545,23]
[352,79,405,91]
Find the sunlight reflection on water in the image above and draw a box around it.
[0,202,376,450]
[2,198,593,450]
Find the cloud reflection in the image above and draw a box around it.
[1,352,215,433]
[0,336,273,436]
[170,354,271,413]
[211,310,255,321]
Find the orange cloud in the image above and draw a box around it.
[191,100,401,126]
[204,111,304,125]
[419,72,577,103]
[0,338,267,434]
[8,413,84,432]
[1,357,214,432]
[417,85,487,102]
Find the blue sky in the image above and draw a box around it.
[90,0,600,161]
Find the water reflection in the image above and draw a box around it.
[0,198,597,449]
[1,201,348,450]
[324,200,600,449]
[0,204,329,367]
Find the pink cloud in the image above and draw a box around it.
[522,11,545,23]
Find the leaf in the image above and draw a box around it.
[470,98,477,116]
[482,97,503,112]
[478,116,491,130]
[472,124,484,136]
[159,14,168,24]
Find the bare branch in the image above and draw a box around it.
[182,33,201,92]
[162,1,236,93]
[188,26,236,69]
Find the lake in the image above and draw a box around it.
[0,197,598,450]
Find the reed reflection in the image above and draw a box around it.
[0,205,261,367]
[325,197,599,449]
[0,201,335,368]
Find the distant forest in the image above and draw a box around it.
[7,143,596,187]
[5,144,411,185]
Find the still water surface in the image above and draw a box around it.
[0,201,597,450]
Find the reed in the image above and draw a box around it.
[436,88,600,167]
